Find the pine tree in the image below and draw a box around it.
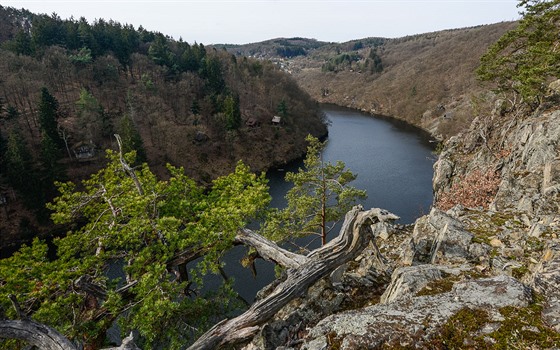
[3,131,43,210]
[477,0,560,107]
[262,135,367,245]
[38,87,64,147]
[117,114,147,163]
[0,151,270,349]
[224,94,241,130]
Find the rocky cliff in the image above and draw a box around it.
[239,85,560,349]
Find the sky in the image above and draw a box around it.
[2,0,522,45]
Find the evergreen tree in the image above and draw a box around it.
[202,55,225,93]
[38,87,63,147]
[148,33,173,67]
[191,99,200,115]
[39,130,66,190]
[277,99,288,118]
[0,152,270,349]
[75,88,109,143]
[477,0,560,107]
[224,94,241,130]
[3,131,43,210]
[368,48,383,73]
[10,30,34,56]
[4,131,33,191]
[262,135,367,246]
[117,114,147,163]
[6,106,19,120]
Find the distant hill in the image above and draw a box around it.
[215,37,330,59]
[221,22,518,138]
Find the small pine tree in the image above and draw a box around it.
[263,135,367,246]
[117,114,147,163]
[224,94,241,130]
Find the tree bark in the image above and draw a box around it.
[0,319,78,350]
[0,320,140,350]
[234,228,307,269]
[187,206,398,350]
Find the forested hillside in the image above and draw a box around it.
[0,6,326,252]
[223,22,518,138]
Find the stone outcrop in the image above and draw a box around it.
[433,107,560,218]
[379,264,468,304]
[530,242,560,332]
[302,275,531,350]
[401,208,476,265]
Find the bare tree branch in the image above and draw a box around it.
[114,134,144,196]
[0,319,78,350]
[234,228,307,269]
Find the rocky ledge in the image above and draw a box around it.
[241,206,559,349]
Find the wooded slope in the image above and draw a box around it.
[0,6,326,253]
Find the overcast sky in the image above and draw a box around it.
[2,0,522,45]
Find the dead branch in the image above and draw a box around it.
[0,319,78,350]
[114,134,144,196]
[0,320,140,350]
[234,228,307,269]
[187,207,398,350]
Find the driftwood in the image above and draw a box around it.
[188,206,398,350]
[0,320,140,350]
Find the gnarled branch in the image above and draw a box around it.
[0,320,140,350]
[234,228,307,269]
[187,207,398,350]
[0,319,78,350]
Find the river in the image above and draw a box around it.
[214,105,436,304]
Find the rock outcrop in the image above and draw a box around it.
[302,275,531,350]
[239,95,560,349]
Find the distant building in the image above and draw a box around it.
[272,116,282,125]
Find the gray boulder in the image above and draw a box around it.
[380,264,468,304]
[402,208,474,265]
[301,275,531,350]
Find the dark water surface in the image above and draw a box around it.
[221,105,436,303]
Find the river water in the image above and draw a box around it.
[217,105,436,303]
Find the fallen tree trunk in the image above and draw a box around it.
[187,207,398,350]
[0,320,141,350]
[0,319,78,350]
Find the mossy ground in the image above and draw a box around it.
[426,294,560,350]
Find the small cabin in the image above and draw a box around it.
[271,116,282,125]
[73,142,96,161]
